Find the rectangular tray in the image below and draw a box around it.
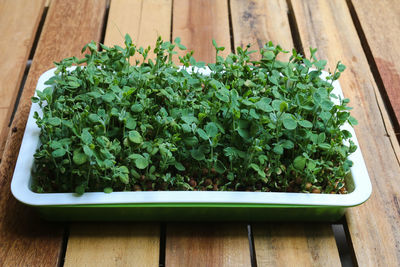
[10,68,372,221]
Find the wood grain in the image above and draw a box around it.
[172,0,231,63]
[104,0,172,60]
[0,0,107,266]
[351,0,400,133]
[230,0,293,60]
[0,0,44,160]
[291,0,400,265]
[65,2,165,266]
[65,223,160,267]
[253,224,341,266]
[166,223,250,267]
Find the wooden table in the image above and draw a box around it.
[0,0,399,266]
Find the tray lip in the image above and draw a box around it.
[11,67,372,207]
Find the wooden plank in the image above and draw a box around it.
[350,0,400,133]
[104,0,171,51]
[0,0,44,160]
[0,0,107,266]
[0,108,8,155]
[230,1,341,266]
[64,223,160,267]
[166,224,250,267]
[64,2,166,266]
[172,0,231,63]
[230,0,293,60]
[291,0,400,265]
[253,224,341,266]
[167,6,250,264]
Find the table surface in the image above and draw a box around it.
[0,0,399,266]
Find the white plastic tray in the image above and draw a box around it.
[11,67,372,207]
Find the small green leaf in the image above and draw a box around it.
[125,117,137,129]
[104,187,113,193]
[81,129,93,144]
[298,120,313,128]
[205,122,218,138]
[88,114,101,123]
[131,103,143,112]
[135,156,149,169]
[129,130,143,143]
[48,117,61,126]
[273,145,283,155]
[83,145,93,157]
[197,128,209,140]
[321,100,334,111]
[319,143,331,150]
[318,132,326,144]
[282,115,297,130]
[73,149,87,165]
[293,156,306,170]
[75,185,85,195]
[52,148,66,158]
[191,149,205,161]
[175,162,185,171]
[263,51,275,60]
[348,116,358,126]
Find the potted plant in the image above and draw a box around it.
[11,35,371,221]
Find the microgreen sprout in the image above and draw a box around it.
[32,35,357,194]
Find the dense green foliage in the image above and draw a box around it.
[32,35,357,194]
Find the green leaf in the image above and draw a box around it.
[125,34,132,46]
[281,140,294,149]
[282,114,297,130]
[255,97,272,112]
[48,117,61,126]
[191,149,205,161]
[321,100,334,111]
[263,51,275,61]
[298,120,313,128]
[307,161,316,170]
[75,185,85,195]
[135,156,149,169]
[318,132,326,144]
[131,103,143,112]
[244,80,256,87]
[197,128,209,140]
[175,162,185,171]
[52,148,66,158]
[119,173,129,184]
[216,88,230,102]
[73,149,87,165]
[272,100,283,111]
[205,122,218,137]
[83,145,93,157]
[249,163,266,177]
[68,81,80,88]
[348,116,358,126]
[128,130,143,143]
[102,93,115,103]
[125,117,137,129]
[88,114,101,123]
[319,143,331,150]
[184,136,198,146]
[81,129,93,144]
[293,156,306,170]
[249,109,259,119]
[273,145,283,155]
[104,187,113,193]
[319,111,331,122]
